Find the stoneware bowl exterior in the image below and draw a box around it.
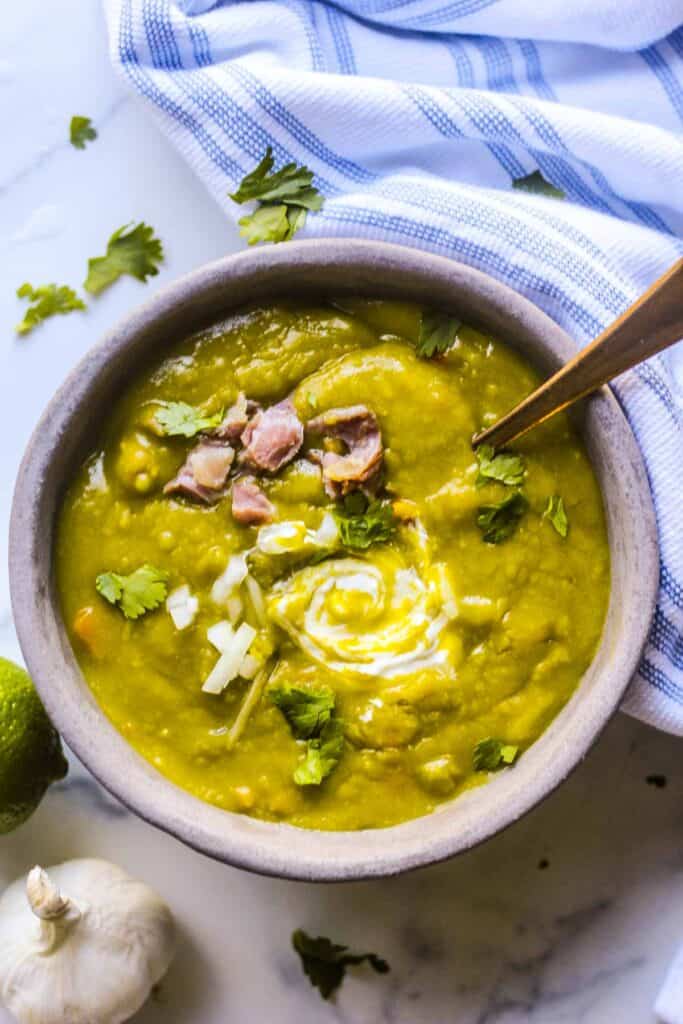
[9,240,658,882]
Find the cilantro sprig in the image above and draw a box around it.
[292,929,389,1001]
[476,490,528,544]
[473,737,520,772]
[84,222,164,295]
[154,401,224,439]
[294,720,345,786]
[70,115,97,150]
[269,684,335,738]
[96,564,168,620]
[543,494,569,537]
[15,283,86,336]
[334,493,397,550]
[229,146,323,245]
[513,170,565,200]
[416,310,461,358]
[269,684,344,786]
[476,444,525,487]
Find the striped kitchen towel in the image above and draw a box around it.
[103,0,683,735]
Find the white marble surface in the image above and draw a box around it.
[0,3,682,1022]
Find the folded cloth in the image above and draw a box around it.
[103,0,683,734]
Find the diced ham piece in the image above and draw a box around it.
[231,478,275,526]
[164,440,234,504]
[240,399,304,473]
[306,405,383,499]
[213,393,260,444]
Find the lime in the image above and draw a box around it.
[0,657,68,833]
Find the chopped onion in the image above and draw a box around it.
[207,620,234,652]
[202,622,257,695]
[239,653,263,679]
[244,574,268,628]
[311,511,339,548]
[211,552,249,605]
[226,594,243,625]
[166,585,199,630]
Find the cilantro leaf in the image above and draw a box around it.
[84,222,164,295]
[294,718,344,786]
[229,147,323,245]
[543,495,569,538]
[513,170,565,200]
[154,401,224,439]
[416,310,461,358]
[238,204,291,245]
[334,494,397,550]
[96,564,168,620]
[270,684,344,785]
[230,147,322,208]
[15,283,86,336]
[70,115,97,150]
[473,738,520,772]
[476,490,528,544]
[269,684,335,739]
[292,929,389,1001]
[476,444,525,487]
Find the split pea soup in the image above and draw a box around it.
[56,299,610,830]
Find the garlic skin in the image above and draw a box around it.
[0,858,175,1024]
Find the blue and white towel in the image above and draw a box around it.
[103,0,683,737]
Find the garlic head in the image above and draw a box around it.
[0,858,175,1024]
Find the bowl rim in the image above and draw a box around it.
[9,239,658,881]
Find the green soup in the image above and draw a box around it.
[56,300,609,830]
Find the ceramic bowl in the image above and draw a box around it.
[9,240,658,881]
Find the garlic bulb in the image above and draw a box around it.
[0,858,175,1024]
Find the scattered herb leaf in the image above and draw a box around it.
[334,494,397,550]
[306,392,318,410]
[513,170,565,200]
[416,310,461,358]
[269,684,335,739]
[292,929,389,1001]
[476,490,528,544]
[543,495,569,538]
[230,147,323,208]
[473,737,519,772]
[269,685,344,786]
[238,204,291,245]
[230,146,323,245]
[70,115,97,150]
[15,282,85,336]
[84,222,163,295]
[476,444,525,487]
[154,401,224,439]
[294,719,345,786]
[96,564,168,620]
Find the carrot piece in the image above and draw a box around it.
[72,605,108,659]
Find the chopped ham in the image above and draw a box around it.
[306,405,383,498]
[164,440,234,504]
[214,393,260,444]
[231,477,275,525]
[240,399,304,473]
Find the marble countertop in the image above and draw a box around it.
[1,3,682,1021]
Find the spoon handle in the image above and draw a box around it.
[472,257,683,450]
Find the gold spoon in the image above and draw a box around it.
[472,257,683,450]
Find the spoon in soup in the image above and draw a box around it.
[472,257,683,450]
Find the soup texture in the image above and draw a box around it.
[57,300,610,830]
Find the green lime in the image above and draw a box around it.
[0,657,68,834]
